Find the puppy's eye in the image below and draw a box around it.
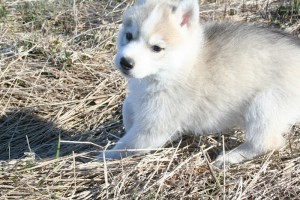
[126,32,133,41]
[151,45,164,53]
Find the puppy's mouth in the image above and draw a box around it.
[119,68,133,78]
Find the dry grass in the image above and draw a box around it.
[0,0,300,199]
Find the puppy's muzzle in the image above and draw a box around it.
[120,57,135,71]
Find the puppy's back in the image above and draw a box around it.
[200,23,300,92]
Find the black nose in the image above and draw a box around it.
[120,57,134,71]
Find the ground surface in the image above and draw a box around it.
[0,0,300,199]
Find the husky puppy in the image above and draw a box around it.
[99,0,300,166]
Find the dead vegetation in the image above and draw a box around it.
[0,0,300,199]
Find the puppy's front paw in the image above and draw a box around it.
[98,151,122,161]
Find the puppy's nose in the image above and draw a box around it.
[120,57,134,71]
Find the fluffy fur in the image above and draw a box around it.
[99,0,300,167]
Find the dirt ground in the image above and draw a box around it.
[0,0,300,199]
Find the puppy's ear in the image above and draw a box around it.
[173,0,199,29]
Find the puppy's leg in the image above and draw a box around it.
[122,96,134,132]
[98,96,135,160]
[214,90,292,167]
[99,96,180,160]
[99,125,177,160]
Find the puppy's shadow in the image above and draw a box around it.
[0,109,122,161]
[0,108,244,162]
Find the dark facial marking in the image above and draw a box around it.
[126,32,133,41]
[151,45,164,53]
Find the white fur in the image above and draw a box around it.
[99,0,300,167]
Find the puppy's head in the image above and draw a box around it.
[114,0,200,79]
